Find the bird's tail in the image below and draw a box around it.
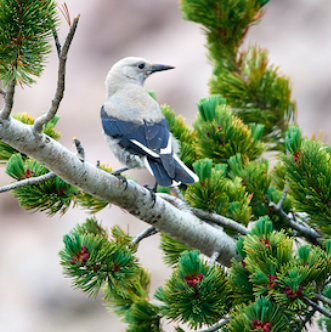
[146,155,199,187]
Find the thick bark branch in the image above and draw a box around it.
[0,117,241,266]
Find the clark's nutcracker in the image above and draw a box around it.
[101,57,199,188]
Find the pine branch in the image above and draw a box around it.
[132,226,158,245]
[33,15,80,134]
[198,319,229,332]
[52,29,62,58]
[315,293,331,307]
[0,79,16,120]
[266,194,321,246]
[158,193,192,213]
[158,193,248,235]
[0,172,56,194]
[304,298,331,319]
[277,185,289,209]
[0,117,241,267]
[191,208,248,235]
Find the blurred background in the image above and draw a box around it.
[0,0,331,331]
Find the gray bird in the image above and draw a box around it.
[101,57,198,188]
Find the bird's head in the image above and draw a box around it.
[107,57,175,87]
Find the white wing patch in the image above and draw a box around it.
[131,139,160,158]
[144,156,154,175]
[173,154,200,183]
[160,136,172,155]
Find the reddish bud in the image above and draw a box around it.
[260,238,270,248]
[70,246,90,266]
[266,275,277,289]
[25,169,35,178]
[263,323,273,332]
[185,273,203,288]
[293,151,301,165]
[217,126,222,131]
[252,319,273,331]
[113,262,121,273]
[52,188,65,197]
[285,285,302,299]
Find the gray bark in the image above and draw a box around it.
[0,117,241,266]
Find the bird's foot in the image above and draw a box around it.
[111,167,129,176]
[111,168,129,189]
[143,183,158,207]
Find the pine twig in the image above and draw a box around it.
[52,28,62,58]
[73,137,85,162]
[0,172,56,193]
[33,14,80,133]
[157,193,193,213]
[198,319,229,332]
[158,193,248,235]
[132,226,159,245]
[191,208,248,235]
[0,79,16,120]
[277,186,288,209]
[291,211,312,230]
[266,195,321,246]
[315,293,331,307]
[304,297,331,319]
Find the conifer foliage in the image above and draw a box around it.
[0,0,58,85]
[0,1,331,332]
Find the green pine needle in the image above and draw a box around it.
[59,220,139,300]
[6,155,77,216]
[194,97,265,163]
[0,0,59,85]
[159,233,192,266]
[154,250,230,329]
[228,297,290,332]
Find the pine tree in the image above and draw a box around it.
[0,1,330,332]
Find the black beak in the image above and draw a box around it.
[150,64,175,73]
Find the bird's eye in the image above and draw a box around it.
[138,63,145,69]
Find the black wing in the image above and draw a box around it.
[101,105,172,157]
[101,106,198,187]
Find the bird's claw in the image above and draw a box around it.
[143,184,157,207]
[111,172,128,189]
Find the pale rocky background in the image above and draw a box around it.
[0,0,331,331]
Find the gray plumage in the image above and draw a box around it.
[101,57,199,187]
